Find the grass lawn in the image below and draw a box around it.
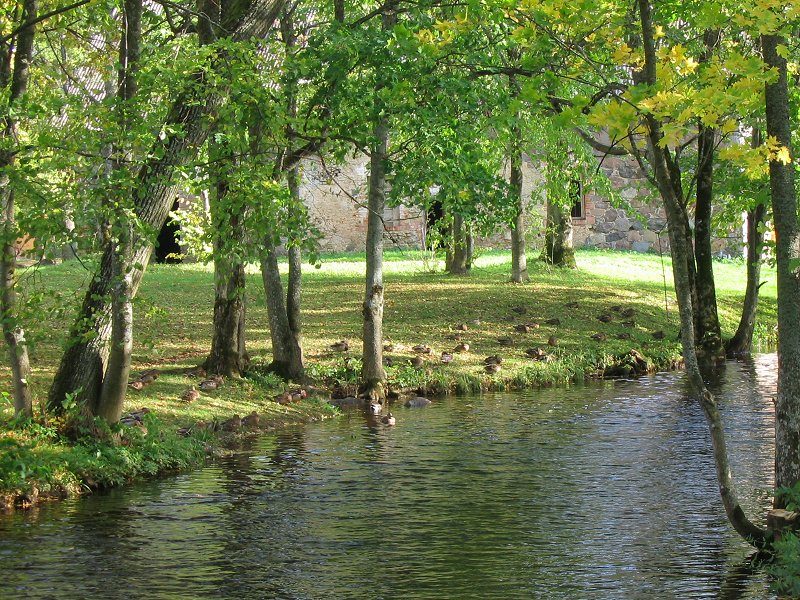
[0,248,777,505]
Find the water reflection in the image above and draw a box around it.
[0,357,778,599]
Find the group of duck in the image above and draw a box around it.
[329,300,665,377]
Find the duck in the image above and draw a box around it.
[515,324,531,333]
[511,305,527,315]
[181,386,200,403]
[128,380,145,391]
[471,319,482,326]
[289,389,307,402]
[242,411,261,428]
[497,336,514,346]
[610,305,623,313]
[590,332,607,342]
[185,366,207,378]
[548,335,558,347]
[441,352,454,364]
[617,332,632,340]
[597,314,613,323]
[405,396,432,408]
[383,342,395,352]
[199,376,223,391]
[456,323,469,331]
[412,344,432,354]
[330,340,350,352]
[485,363,501,374]
[621,307,636,318]
[484,355,502,365]
[221,415,242,431]
[410,356,425,368]
[545,318,561,326]
[525,347,547,360]
[383,356,394,367]
[453,342,469,353]
[651,330,665,340]
[622,320,636,327]
[368,402,382,415]
[382,413,396,426]
[565,301,580,309]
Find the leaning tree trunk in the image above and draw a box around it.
[763,33,800,503]
[47,0,287,413]
[0,0,36,418]
[637,0,766,544]
[726,201,766,357]
[541,201,576,268]
[260,234,304,381]
[448,213,469,275]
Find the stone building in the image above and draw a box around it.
[286,152,742,256]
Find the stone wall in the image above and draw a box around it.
[301,156,425,252]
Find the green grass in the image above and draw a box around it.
[0,248,778,506]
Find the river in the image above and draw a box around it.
[0,355,778,599]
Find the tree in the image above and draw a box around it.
[48,0,287,417]
[0,0,37,418]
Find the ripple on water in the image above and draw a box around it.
[0,357,778,599]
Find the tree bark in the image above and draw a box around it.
[448,213,469,275]
[47,0,287,413]
[541,200,576,268]
[94,0,143,425]
[260,236,304,381]
[205,172,248,377]
[726,200,766,357]
[692,30,724,362]
[762,33,800,502]
[360,3,396,400]
[638,0,765,544]
[286,166,303,346]
[0,0,36,418]
[509,143,528,282]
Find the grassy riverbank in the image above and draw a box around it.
[0,249,778,507]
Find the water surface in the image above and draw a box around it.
[0,355,778,599]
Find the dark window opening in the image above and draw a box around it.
[155,199,182,264]
[570,179,585,220]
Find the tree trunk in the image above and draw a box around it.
[93,0,143,425]
[509,143,528,282]
[692,30,724,363]
[541,201,576,268]
[1,192,32,418]
[763,33,800,503]
[360,4,396,400]
[0,0,36,418]
[260,236,304,381]
[448,213,469,275]
[47,0,287,413]
[726,200,766,357]
[286,166,303,348]
[638,0,765,544]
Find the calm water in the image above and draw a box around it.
[0,356,778,599]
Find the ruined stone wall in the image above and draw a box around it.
[300,155,425,252]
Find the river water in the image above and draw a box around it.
[0,356,778,599]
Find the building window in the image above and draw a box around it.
[570,179,585,220]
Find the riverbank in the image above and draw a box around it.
[0,249,778,508]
